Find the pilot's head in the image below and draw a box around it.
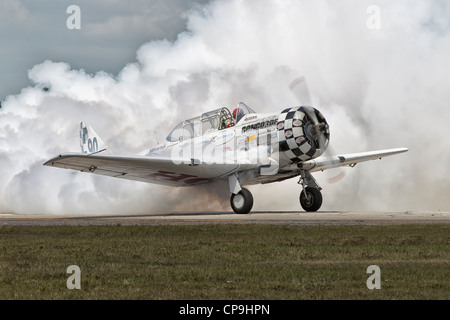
[225,118,235,128]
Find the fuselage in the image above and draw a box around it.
[145,105,330,185]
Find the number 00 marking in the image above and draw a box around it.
[87,137,98,153]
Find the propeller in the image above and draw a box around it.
[302,106,329,151]
[289,77,346,183]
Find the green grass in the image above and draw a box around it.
[0,224,449,299]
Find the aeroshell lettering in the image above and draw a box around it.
[241,117,277,133]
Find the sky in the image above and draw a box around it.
[0,0,210,98]
[1,0,449,214]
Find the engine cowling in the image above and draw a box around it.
[277,106,330,163]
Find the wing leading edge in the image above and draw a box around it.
[297,147,409,172]
[43,153,257,187]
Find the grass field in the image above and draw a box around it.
[0,224,448,299]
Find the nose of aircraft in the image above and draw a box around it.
[277,106,330,163]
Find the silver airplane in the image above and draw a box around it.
[44,102,408,214]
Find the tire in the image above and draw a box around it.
[299,187,323,212]
[230,188,254,214]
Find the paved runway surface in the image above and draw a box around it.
[1,211,449,226]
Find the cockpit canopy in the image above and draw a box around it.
[166,102,255,142]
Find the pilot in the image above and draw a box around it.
[224,118,235,128]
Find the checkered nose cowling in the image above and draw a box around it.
[277,106,330,163]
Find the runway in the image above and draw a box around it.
[1,211,449,226]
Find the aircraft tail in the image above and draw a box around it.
[79,122,108,154]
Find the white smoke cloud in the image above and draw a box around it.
[1,0,449,214]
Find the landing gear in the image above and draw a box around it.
[299,187,322,212]
[298,170,323,212]
[230,188,253,214]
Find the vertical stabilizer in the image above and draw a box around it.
[79,122,107,154]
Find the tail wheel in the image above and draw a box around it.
[230,188,253,214]
[299,187,322,212]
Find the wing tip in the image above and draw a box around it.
[393,147,409,154]
[43,153,83,167]
[43,155,61,166]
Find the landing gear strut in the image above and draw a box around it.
[230,188,253,214]
[298,170,323,212]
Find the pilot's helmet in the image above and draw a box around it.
[225,118,235,127]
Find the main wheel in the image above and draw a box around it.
[230,188,253,214]
[299,187,323,212]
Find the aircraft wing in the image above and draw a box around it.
[43,153,257,187]
[44,146,408,187]
[298,148,409,172]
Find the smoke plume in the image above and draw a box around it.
[1,0,449,214]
